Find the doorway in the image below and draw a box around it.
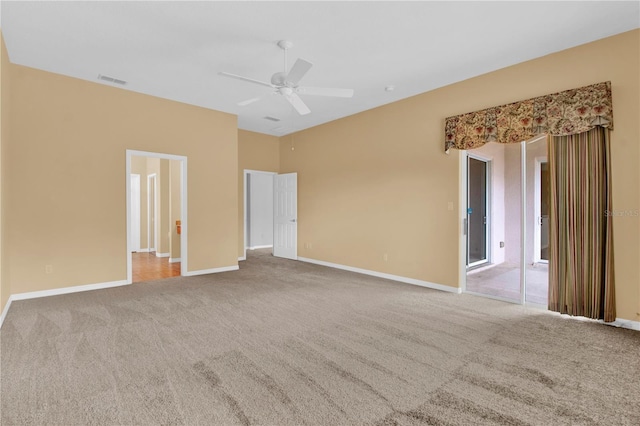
[461,136,549,306]
[243,170,277,261]
[467,155,490,268]
[126,150,187,284]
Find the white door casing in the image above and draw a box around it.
[273,173,297,260]
[147,174,157,252]
[533,156,548,263]
[130,174,141,252]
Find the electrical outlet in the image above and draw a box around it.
[447,201,454,211]
[383,253,388,262]
[45,265,53,274]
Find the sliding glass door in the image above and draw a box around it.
[463,137,548,307]
[525,136,549,305]
[465,143,521,303]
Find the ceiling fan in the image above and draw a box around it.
[219,40,354,115]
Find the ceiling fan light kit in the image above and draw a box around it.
[220,40,354,116]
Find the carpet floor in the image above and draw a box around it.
[1,250,639,425]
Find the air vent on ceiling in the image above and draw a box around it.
[98,74,127,85]
[263,116,281,122]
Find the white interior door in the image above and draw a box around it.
[273,173,297,260]
[130,174,141,252]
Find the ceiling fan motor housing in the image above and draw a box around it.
[271,72,287,87]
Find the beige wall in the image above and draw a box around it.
[131,155,148,249]
[0,32,10,314]
[280,30,640,322]
[237,130,280,258]
[5,63,238,294]
[170,159,181,260]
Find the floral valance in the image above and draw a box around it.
[444,81,613,151]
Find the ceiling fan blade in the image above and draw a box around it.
[297,86,354,98]
[218,72,274,88]
[285,93,311,115]
[285,58,313,86]
[237,97,261,106]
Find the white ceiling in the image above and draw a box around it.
[2,1,639,136]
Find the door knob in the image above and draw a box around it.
[289,219,297,223]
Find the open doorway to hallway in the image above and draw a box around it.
[127,150,187,283]
[243,170,276,261]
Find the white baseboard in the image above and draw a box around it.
[168,257,181,263]
[10,279,130,302]
[136,248,150,253]
[297,257,461,294]
[183,265,239,276]
[0,297,13,329]
[248,245,273,250]
[606,318,640,331]
[238,256,246,261]
[155,252,170,258]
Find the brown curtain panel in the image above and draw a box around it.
[548,127,615,321]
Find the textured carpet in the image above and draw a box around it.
[1,249,639,425]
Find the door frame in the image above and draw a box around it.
[126,150,188,284]
[533,156,548,264]
[466,152,491,268]
[147,173,157,253]
[241,169,277,261]
[459,136,547,307]
[130,174,141,253]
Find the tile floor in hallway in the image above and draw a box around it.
[466,262,548,305]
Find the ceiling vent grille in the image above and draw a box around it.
[98,74,127,85]
[263,116,281,122]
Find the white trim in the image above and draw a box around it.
[248,245,273,250]
[533,156,548,263]
[297,257,462,294]
[238,256,246,261]
[136,248,150,253]
[127,150,188,282]
[168,257,181,263]
[126,153,132,283]
[520,141,527,305]
[466,152,492,268]
[10,280,129,302]
[182,265,239,276]
[130,174,142,252]
[0,297,13,329]
[607,318,640,331]
[459,150,467,292]
[155,252,170,258]
[147,173,158,257]
[243,169,277,261]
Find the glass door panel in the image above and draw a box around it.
[465,143,521,303]
[525,136,549,305]
[467,157,488,266]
